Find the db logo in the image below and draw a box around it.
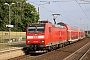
[34,36,37,38]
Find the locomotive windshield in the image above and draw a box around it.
[28,24,45,32]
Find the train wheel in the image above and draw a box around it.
[60,43,65,48]
[25,50,29,55]
[64,42,67,46]
[23,47,29,55]
[51,46,54,51]
[68,41,70,45]
[54,45,58,50]
[47,46,52,52]
[56,44,59,49]
[58,44,61,48]
[46,49,49,53]
[65,42,69,46]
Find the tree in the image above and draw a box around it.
[0,0,39,32]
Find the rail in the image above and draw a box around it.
[63,41,90,60]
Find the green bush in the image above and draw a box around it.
[85,34,90,38]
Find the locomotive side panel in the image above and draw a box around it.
[50,28,61,45]
[44,23,52,47]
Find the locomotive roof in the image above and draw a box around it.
[38,20,52,24]
[53,24,65,28]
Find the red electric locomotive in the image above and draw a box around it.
[24,21,85,53]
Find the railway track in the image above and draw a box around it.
[80,48,90,60]
[81,48,90,60]
[63,40,90,60]
[8,38,90,60]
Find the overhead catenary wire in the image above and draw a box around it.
[47,1,84,29]
[39,0,90,27]
[61,15,82,28]
[28,1,83,28]
[78,0,90,25]
[28,1,55,13]
[75,0,90,22]
[27,0,89,30]
[54,2,83,27]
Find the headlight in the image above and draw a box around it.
[28,41,30,43]
[41,40,44,43]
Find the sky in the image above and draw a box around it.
[27,0,90,31]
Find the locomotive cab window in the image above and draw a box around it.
[28,27,36,32]
[28,24,45,32]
